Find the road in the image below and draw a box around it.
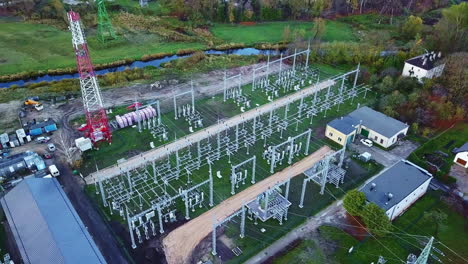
[162,146,332,264]
[244,200,346,264]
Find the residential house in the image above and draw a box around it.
[402,51,445,82]
[453,142,468,168]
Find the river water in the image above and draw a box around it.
[0,48,282,88]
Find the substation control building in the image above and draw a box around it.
[361,160,433,221]
[326,106,409,148]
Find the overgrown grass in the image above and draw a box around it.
[211,21,357,45]
[0,19,207,76]
[318,191,468,264]
[408,122,468,182]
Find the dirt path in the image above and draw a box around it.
[162,146,332,264]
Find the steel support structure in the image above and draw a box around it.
[68,11,112,144]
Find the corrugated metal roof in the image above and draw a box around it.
[361,160,432,211]
[0,177,107,264]
[348,106,408,138]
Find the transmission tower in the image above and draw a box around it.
[68,11,112,144]
[414,237,434,264]
[96,0,117,42]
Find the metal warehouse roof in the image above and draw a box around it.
[328,115,360,135]
[361,160,432,211]
[348,106,409,138]
[0,177,107,264]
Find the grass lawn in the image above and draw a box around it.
[272,239,325,264]
[0,19,206,76]
[318,191,468,264]
[211,21,357,45]
[408,122,468,182]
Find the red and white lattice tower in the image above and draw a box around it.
[67,11,111,144]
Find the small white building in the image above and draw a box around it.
[361,160,433,221]
[402,51,445,82]
[453,142,468,168]
[325,106,409,148]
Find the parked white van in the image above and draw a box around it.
[48,165,60,177]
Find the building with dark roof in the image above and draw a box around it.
[402,52,445,82]
[361,160,433,220]
[325,116,360,146]
[453,142,468,168]
[28,119,57,136]
[325,106,409,148]
[0,151,46,179]
[0,177,107,264]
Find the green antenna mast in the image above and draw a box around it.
[96,0,117,42]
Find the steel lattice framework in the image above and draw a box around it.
[96,0,117,42]
[68,11,112,143]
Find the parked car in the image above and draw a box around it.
[360,138,373,147]
[35,136,50,143]
[47,143,56,152]
[42,152,53,159]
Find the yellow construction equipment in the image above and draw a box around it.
[24,99,44,111]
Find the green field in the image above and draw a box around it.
[317,191,468,264]
[0,18,357,76]
[211,21,357,44]
[408,122,468,181]
[0,19,206,76]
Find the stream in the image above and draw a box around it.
[0,48,282,88]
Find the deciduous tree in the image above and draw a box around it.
[343,189,367,216]
[361,203,392,237]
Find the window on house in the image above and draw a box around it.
[374,136,378,141]
[329,132,333,137]
[380,139,384,144]
[338,137,342,142]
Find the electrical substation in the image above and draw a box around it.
[83,47,370,263]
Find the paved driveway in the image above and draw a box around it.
[349,140,419,167]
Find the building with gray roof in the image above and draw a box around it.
[0,151,45,179]
[325,106,409,148]
[361,160,432,220]
[0,177,107,264]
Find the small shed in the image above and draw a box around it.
[28,119,57,136]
